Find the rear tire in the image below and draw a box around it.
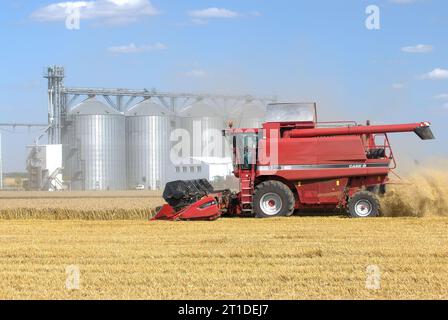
[253,181,295,218]
[348,191,380,218]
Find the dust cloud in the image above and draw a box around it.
[381,159,448,217]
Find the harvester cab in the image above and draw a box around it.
[153,103,434,221]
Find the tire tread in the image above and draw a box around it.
[253,181,295,218]
[348,190,380,218]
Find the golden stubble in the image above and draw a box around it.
[0,217,447,300]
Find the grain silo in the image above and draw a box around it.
[230,101,266,129]
[61,116,76,188]
[67,97,126,191]
[125,98,175,190]
[178,101,226,159]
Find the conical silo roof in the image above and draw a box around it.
[227,101,266,128]
[229,101,266,119]
[178,102,223,118]
[125,98,174,117]
[69,97,122,115]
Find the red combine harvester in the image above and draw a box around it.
[153,103,434,221]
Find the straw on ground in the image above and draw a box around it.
[0,217,447,299]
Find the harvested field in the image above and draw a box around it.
[1,169,447,300]
[0,217,447,300]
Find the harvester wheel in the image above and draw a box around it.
[253,181,295,218]
[348,191,380,218]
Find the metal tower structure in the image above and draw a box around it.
[0,123,49,190]
[0,68,276,147]
[62,87,277,114]
[0,123,48,128]
[42,65,277,144]
[44,66,65,144]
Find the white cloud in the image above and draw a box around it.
[434,93,448,100]
[183,69,207,78]
[392,83,405,89]
[421,68,448,80]
[189,8,240,19]
[108,42,166,54]
[443,102,448,110]
[31,0,159,24]
[401,44,433,53]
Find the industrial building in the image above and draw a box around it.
[14,66,275,191]
[26,144,63,191]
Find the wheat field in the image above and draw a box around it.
[1,170,448,301]
[0,217,447,300]
[0,191,164,220]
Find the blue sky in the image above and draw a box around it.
[0,0,447,172]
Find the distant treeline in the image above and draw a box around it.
[3,172,27,178]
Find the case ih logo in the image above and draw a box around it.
[349,164,367,168]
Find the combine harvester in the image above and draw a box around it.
[153,103,434,220]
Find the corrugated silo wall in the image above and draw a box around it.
[61,116,77,190]
[180,117,226,159]
[62,102,249,191]
[126,115,173,190]
[71,114,126,191]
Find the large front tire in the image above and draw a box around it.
[253,181,295,218]
[348,191,380,218]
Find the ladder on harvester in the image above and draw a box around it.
[240,166,256,215]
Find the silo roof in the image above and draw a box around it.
[229,101,266,119]
[69,97,122,115]
[178,102,223,118]
[125,98,174,116]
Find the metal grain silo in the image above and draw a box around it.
[178,102,226,159]
[126,98,175,190]
[61,118,76,188]
[230,101,266,129]
[68,97,126,191]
